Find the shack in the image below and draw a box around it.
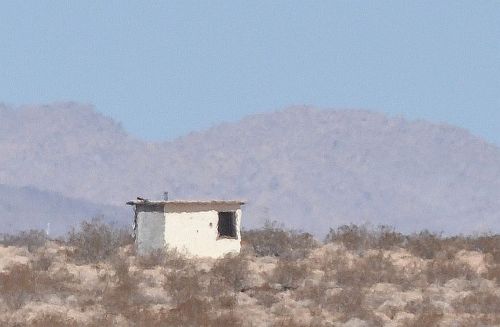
[127,199,244,258]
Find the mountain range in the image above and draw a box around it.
[1,102,499,236]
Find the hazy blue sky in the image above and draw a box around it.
[1,1,499,143]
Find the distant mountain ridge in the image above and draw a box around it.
[1,103,499,235]
[0,183,128,235]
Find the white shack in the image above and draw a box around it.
[127,199,244,258]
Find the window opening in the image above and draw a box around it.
[218,211,237,238]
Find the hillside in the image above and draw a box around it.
[0,223,499,326]
[0,184,128,235]
[1,103,500,235]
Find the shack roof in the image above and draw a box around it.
[126,199,245,206]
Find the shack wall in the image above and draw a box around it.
[135,207,165,255]
[164,204,241,258]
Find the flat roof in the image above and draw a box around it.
[126,199,245,206]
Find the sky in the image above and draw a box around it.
[0,1,499,144]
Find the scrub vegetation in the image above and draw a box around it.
[0,220,500,326]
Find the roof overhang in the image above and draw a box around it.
[126,199,245,206]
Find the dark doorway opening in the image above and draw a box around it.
[218,212,237,238]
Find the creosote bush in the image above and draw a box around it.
[465,234,500,263]
[336,251,403,288]
[452,290,500,314]
[327,286,382,325]
[0,261,73,310]
[404,298,444,327]
[252,284,280,307]
[325,224,404,251]
[66,218,133,263]
[242,220,318,258]
[485,264,500,285]
[272,317,308,327]
[32,249,54,272]
[0,229,48,252]
[406,230,448,259]
[102,255,140,312]
[163,267,202,306]
[424,256,476,285]
[136,248,165,268]
[137,247,189,271]
[164,297,213,326]
[0,264,37,309]
[29,312,78,327]
[211,253,250,292]
[271,257,309,290]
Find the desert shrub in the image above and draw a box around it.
[406,230,445,259]
[271,257,309,289]
[29,312,78,327]
[163,247,190,270]
[325,224,404,251]
[309,315,328,327]
[325,224,370,251]
[0,262,73,310]
[211,253,250,292]
[374,225,406,249]
[210,310,243,327]
[0,264,37,309]
[465,234,500,263]
[295,280,330,306]
[424,257,476,285]
[103,255,140,312]
[217,293,238,309]
[256,291,279,306]
[165,297,212,326]
[163,268,202,306]
[138,247,190,271]
[254,289,280,307]
[32,249,54,271]
[91,308,168,326]
[404,298,443,327]
[242,221,318,258]
[39,266,74,294]
[205,274,239,309]
[336,251,403,288]
[324,286,382,325]
[137,248,166,268]
[137,247,190,270]
[452,290,500,314]
[485,264,500,285]
[317,247,349,281]
[407,310,443,327]
[0,229,48,252]
[246,283,281,307]
[205,274,229,300]
[119,307,170,327]
[272,317,309,327]
[66,218,132,263]
[152,306,242,327]
[454,316,500,327]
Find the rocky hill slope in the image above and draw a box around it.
[0,184,128,235]
[1,103,499,235]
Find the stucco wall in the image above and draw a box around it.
[136,208,165,255]
[164,204,242,258]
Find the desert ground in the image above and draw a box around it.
[0,221,499,326]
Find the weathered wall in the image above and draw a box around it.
[164,204,242,258]
[135,206,165,255]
